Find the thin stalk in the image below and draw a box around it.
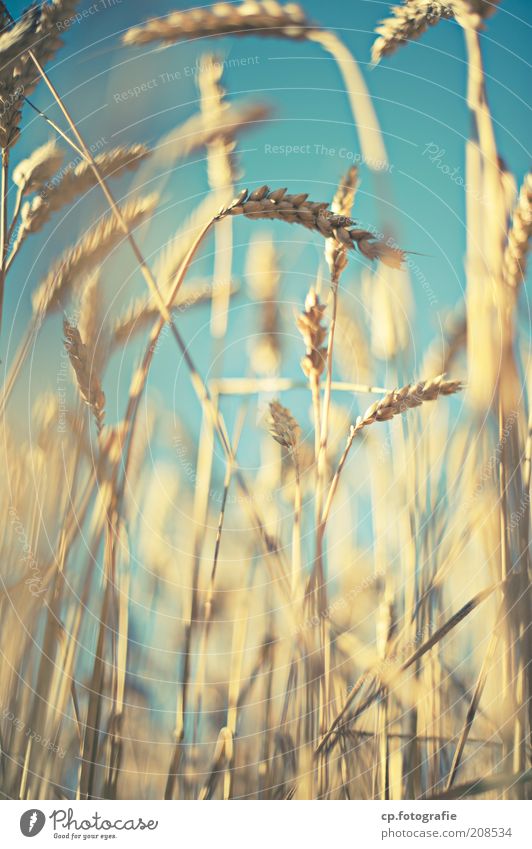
[5,182,22,250]
[308,30,389,179]
[291,457,302,599]
[211,377,390,396]
[0,148,9,341]
[317,274,340,517]
[445,610,502,790]
[320,421,361,535]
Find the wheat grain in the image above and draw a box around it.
[158,102,270,169]
[334,304,371,385]
[33,2,81,66]
[422,304,467,375]
[63,318,105,434]
[219,185,406,268]
[76,271,110,378]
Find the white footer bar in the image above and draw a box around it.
[3,799,528,848]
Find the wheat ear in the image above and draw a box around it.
[219,185,405,268]
[371,2,456,64]
[502,171,532,290]
[31,193,158,317]
[122,2,311,45]
[12,139,64,194]
[63,319,105,434]
[12,144,151,258]
[371,1,494,64]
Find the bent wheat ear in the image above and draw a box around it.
[356,374,463,427]
[219,186,406,268]
[122,2,311,46]
[15,144,151,248]
[64,318,106,434]
[32,193,158,317]
[77,271,110,377]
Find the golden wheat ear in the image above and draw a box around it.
[63,318,106,435]
[219,186,407,268]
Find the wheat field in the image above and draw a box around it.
[0,0,530,802]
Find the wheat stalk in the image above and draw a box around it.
[313,168,361,734]
[219,185,405,267]
[197,54,237,344]
[318,168,360,530]
[246,234,282,376]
